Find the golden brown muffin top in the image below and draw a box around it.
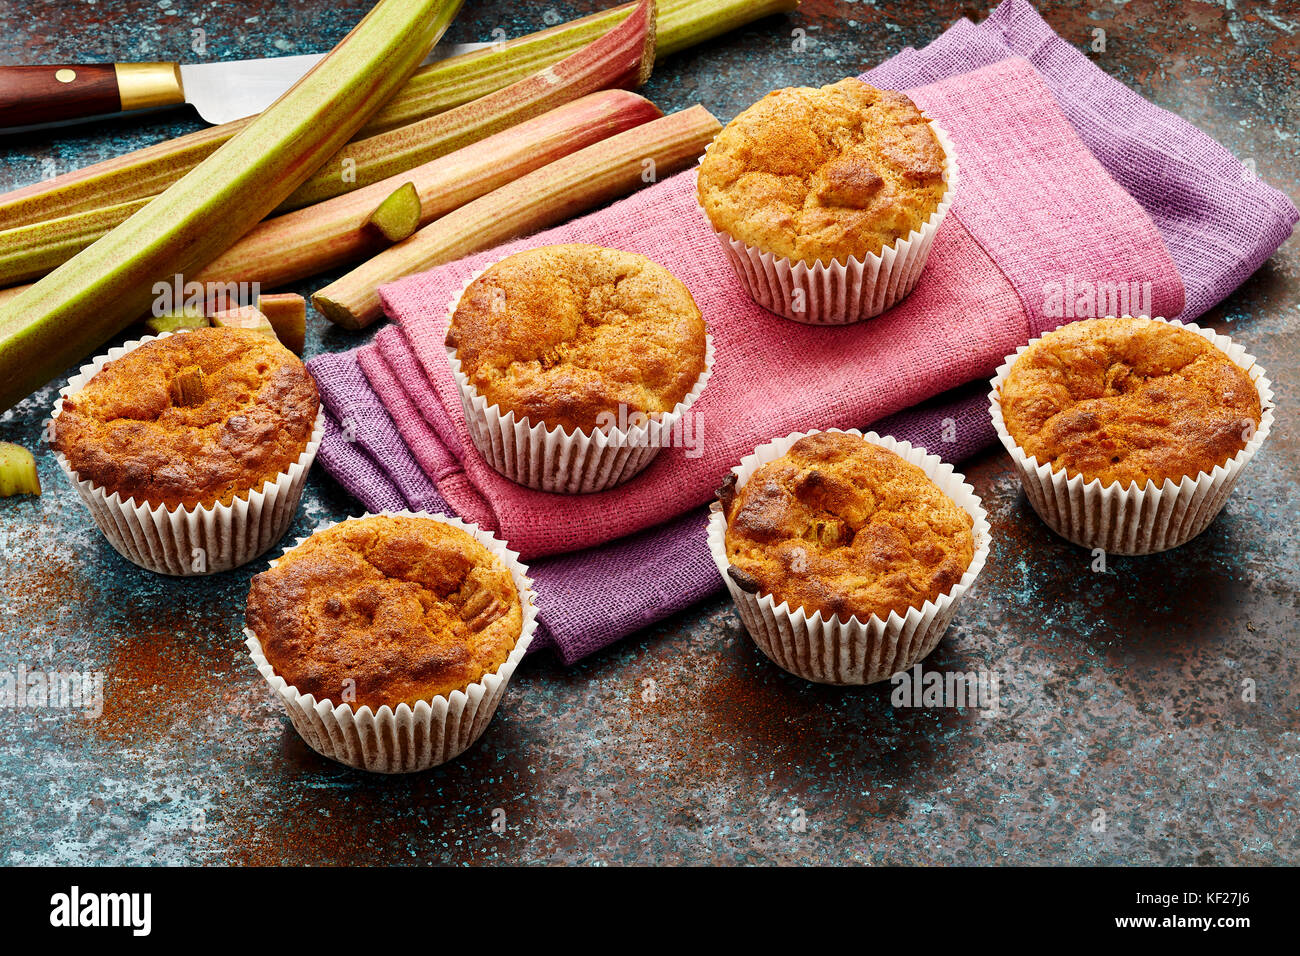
[246,515,524,710]
[999,317,1262,488]
[52,327,319,509]
[445,244,708,433]
[721,432,975,624]
[697,79,948,265]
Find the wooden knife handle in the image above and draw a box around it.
[0,63,184,126]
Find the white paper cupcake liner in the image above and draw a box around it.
[244,511,538,774]
[702,117,958,325]
[49,331,323,576]
[988,316,1274,555]
[445,266,715,493]
[707,428,990,685]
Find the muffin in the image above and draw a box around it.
[445,244,714,493]
[990,316,1273,554]
[50,327,323,575]
[696,79,957,324]
[244,512,538,773]
[53,326,318,508]
[707,429,989,685]
[999,316,1261,488]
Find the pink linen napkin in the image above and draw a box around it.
[376,57,1184,560]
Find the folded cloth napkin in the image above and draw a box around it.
[865,0,1299,320]
[310,346,998,663]
[306,0,1296,663]
[373,55,1183,559]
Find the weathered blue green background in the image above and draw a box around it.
[0,1,1296,864]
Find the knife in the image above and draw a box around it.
[0,41,494,131]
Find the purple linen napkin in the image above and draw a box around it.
[864,0,1298,320]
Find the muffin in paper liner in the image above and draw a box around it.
[445,266,715,494]
[49,331,324,576]
[244,510,539,774]
[701,117,959,325]
[707,428,990,685]
[988,316,1274,556]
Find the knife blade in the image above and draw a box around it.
[179,41,493,125]
[0,41,494,133]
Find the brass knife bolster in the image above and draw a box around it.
[114,61,184,112]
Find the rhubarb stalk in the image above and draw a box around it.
[367,183,423,242]
[0,442,41,497]
[312,104,722,329]
[256,294,308,354]
[0,122,235,230]
[194,90,662,290]
[210,306,277,339]
[0,0,795,235]
[0,3,659,279]
[0,198,148,287]
[359,0,798,134]
[144,306,208,336]
[170,368,208,407]
[280,0,656,210]
[0,0,464,412]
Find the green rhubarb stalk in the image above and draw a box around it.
[312,104,721,329]
[256,294,308,354]
[210,306,277,338]
[279,0,657,211]
[194,90,662,290]
[358,0,798,134]
[0,442,41,496]
[0,1,657,276]
[143,305,209,336]
[0,0,794,235]
[367,182,422,242]
[657,0,797,55]
[359,2,641,136]
[0,122,234,230]
[0,198,148,287]
[0,0,464,412]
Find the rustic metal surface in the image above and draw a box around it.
[0,1,1295,865]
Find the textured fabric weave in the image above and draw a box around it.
[864,0,1297,321]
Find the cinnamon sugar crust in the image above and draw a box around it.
[53,327,319,509]
[697,79,948,264]
[999,317,1262,488]
[721,432,974,624]
[246,516,524,710]
[445,244,707,433]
